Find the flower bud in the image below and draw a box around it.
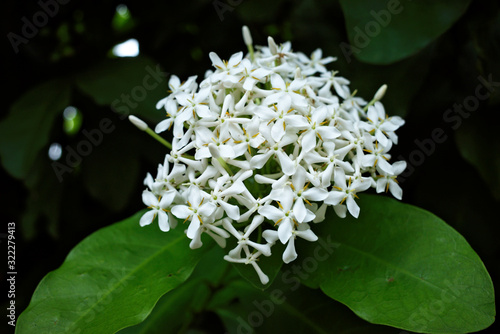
[374,84,387,101]
[128,115,148,131]
[268,36,278,55]
[242,25,253,46]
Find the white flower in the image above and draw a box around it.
[299,105,341,153]
[325,168,371,218]
[135,26,407,283]
[271,166,327,223]
[360,102,403,147]
[376,161,407,200]
[171,186,217,239]
[263,74,308,109]
[140,190,176,232]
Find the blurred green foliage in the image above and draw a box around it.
[2,0,499,332]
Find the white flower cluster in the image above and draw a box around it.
[135,27,406,284]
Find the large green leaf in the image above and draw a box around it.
[300,195,495,333]
[339,0,471,64]
[16,211,212,334]
[0,79,71,179]
[117,247,231,334]
[75,57,169,123]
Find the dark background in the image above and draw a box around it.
[1,0,499,333]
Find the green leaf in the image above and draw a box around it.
[117,247,230,334]
[75,57,169,123]
[300,195,495,333]
[339,0,471,64]
[16,211,212,334]
[0,79,71,179]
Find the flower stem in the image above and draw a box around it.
[145,128,172,150]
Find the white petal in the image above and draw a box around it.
[392,161,407,175]
[333,204,347,218]
[220,201,240,220]
[139,210,156,227]
[389,180,403,200]
[325,191,345,206]
[142,190,158,207]
[353,178,371,192]
[361,154,376,168]
[346,196,360,218]
[247,240,272,256]
[157,211,170,232]
[171,205,191,219]
[313,203,327,223]
[189,229,203,249]
[301,130,317,153]
[220,181,247,197]
[278,218,293,244]
[154,118,173,134]
[271,119,285,142]
[283,237,297,264]
[303,187,328,201]
[250,151,273,169]
[262,229,279,243]
[258,205,283,221]
[276,150,295,175]
[198,202,217,217]
[270,73,286,90]
[375,130,389,147]
[209,52,224,69]
[376,178,388,193]
[218,145,235,159]
[280,187,295,211]
[228,51,243,67]
[297,228,318,242]
[293,198,307,223]
[186,215,201,239]
[251,262,269,285]
[285,115,309,129]
[159,190,176,208]
[377,158,394,175]
[333,168,347,189]
[317,126,340,140]
[292,166,306,189]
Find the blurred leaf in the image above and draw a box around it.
[300,195,495,333]
[16,211,212,334]
[21,153,64,239]
[455,115,500,201]
[82,130,140,212]
[339,0,471,64]
[0,79,71,179]
[75,57,169,123]
[117,276,211,334]
[210,277,402,333]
